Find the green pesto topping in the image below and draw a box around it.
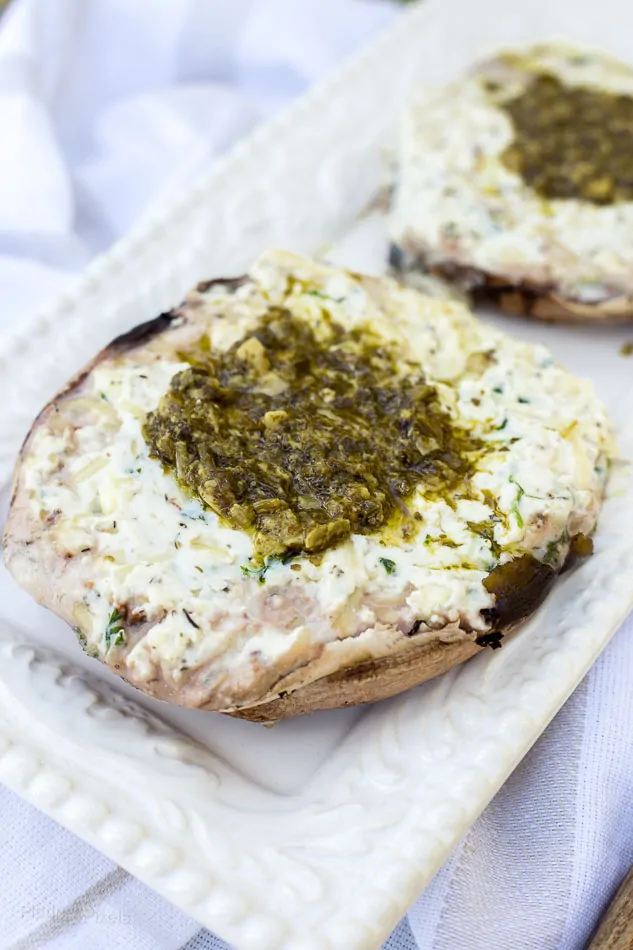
[466,520,501,560]
[482,552,556,629]
[497,72,633,204]
[143,309,482,559]
[378,557,397,575]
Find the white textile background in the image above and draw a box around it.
[0,1,632,948]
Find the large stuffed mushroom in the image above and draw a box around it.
[3,250,614,722]
[390,43,633,322]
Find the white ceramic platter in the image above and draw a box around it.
[2,1,633,948]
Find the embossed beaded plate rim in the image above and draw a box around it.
[2,1,633,948]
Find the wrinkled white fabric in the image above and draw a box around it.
[1,1,632,949]
[409,617,633,950]
[0,0,394,328]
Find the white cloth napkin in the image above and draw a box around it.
[1,1,633,949]
[0,0,395,330]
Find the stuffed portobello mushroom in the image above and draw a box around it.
[3,250,614,722]
[389,43,633,323]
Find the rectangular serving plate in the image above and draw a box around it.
[2,1,633,948]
